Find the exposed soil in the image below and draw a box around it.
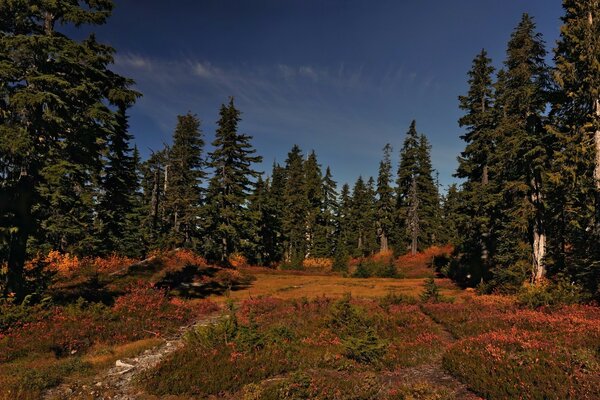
[44,314,221,400]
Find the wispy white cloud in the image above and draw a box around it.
[111,52,449,185]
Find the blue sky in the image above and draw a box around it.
[71,0,564,190]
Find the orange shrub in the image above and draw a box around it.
[162,249,207,272]
[228,253,248,268]
[92,254,136,274]
[302,258,333,272]
[42,251,81,277]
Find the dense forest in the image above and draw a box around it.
[1,1,599,302]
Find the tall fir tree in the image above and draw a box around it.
[281,145,308,263]
[204,99,262,264]
[163,113,205,248]
[416,134,441,247]
[376,144,395,253]
[548,0,600,296]
[493,14,551,287]
[349,176,377,257]
[0,0,138,299]
[97,105,138,256]
[455,49,497,282]
[313,166,338,257]
[396,121,439,254]
[303,151,324,257]
[336,183,353,258]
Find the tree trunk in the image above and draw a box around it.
[594,99,600,227]
[5,175,34,301]
[150,167,161,232]
[380,231,389,253]
[531,175,546,283]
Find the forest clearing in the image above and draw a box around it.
[2,1,600,399]
[0,248,598,399]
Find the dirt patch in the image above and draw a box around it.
[44,314,220,400]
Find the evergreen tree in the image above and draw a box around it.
[376,144,395,253]
[163,113,205,248]
[140,149,168,247]
[313,167,338,257]
[455,49,497,283]
[336,183,353,258]
[282,145,308,263]
[548,0,600,296]
[349,176,377,257]
[204,99,262,264]
[440,184,461,245]
[493,14,551,287]
[0,0,138,299]
[416,134,441,247]
[121,145,146,258]
[267,162,287,263]
[396,121,421,252]
[396,121,438,254]
[247,176,276,265]
[303,151,324,257]
[97,105,137,255]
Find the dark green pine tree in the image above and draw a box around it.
[493,14,551,288]
[336,183,353,260]
[303,151,324,258]
[396,121,438,254]
[163,113,205,249]
[314,166,339,257]
[455,49,498,283]
[349,176,377,257]
[415,134,441,247]
[376,144,395,253]
[140,149,168,247]
[247,176,277,265]
[204,99,262,264]
[267,162,287,263]
[121,145,146,258]
[548,0,600,297]
[439,184,461,245]
[0,1,138,299]
[281,145,308,264]
[395,121,421,253]
[97,105,138,256]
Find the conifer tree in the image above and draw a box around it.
[247,176,276,265]
[121,146,146,257]
[336,183,353,258]
[0,0,138,299]
[163,113,205,248]
[376,144,395,253]
[493,14,551,286]
[204,99,262,264]
[416,134,441,247]
[455,49,497,281]
[97,105,138,255]
[349,176,377,257]
[396,121,421,252]
[267,162,286,262]
[548,0,600,296]
[313,166,338,257]
[282,145,308,263]
[303,151,324,257]
[396,121,438,254]
[440,184,461,245]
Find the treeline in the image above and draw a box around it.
[0,1,453,301]
[453,8,600,298]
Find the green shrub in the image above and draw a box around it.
[517,278,590,309]
[342,327,387,364]
[352,259,399,278]
[420,277,440,302]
